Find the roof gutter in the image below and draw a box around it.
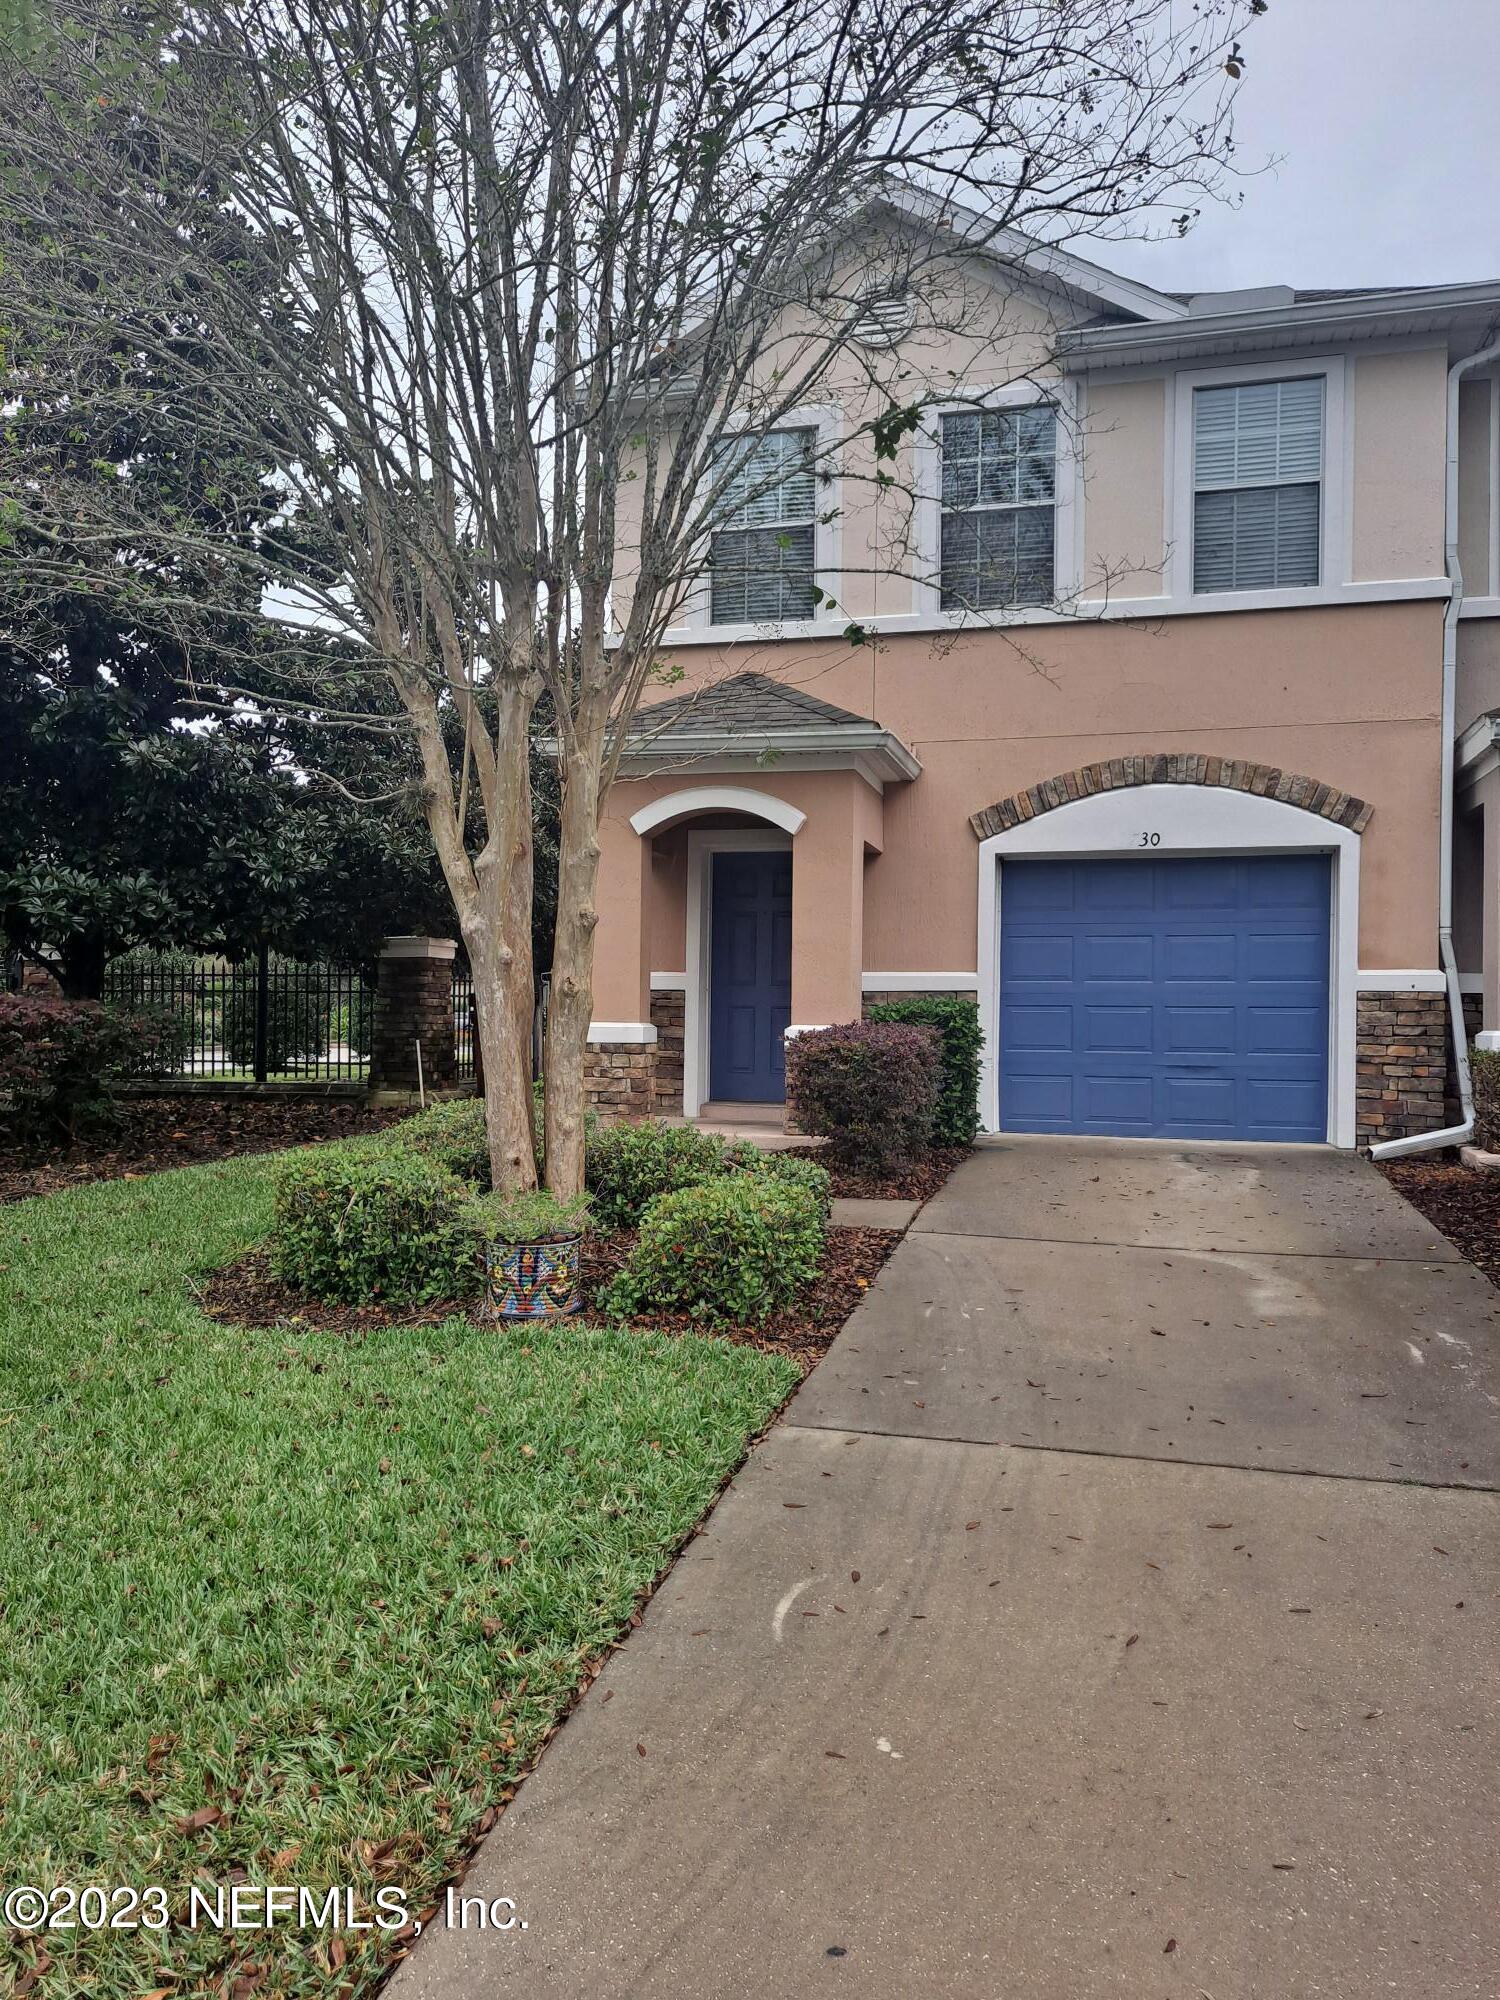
[615,723,922,781]
[1058,281,1500,371]
[1370,327,1500,1160]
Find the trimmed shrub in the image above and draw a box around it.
[866,995,982,1146]
[1472,1045,1500,1152]
[271,1143,483,1304]
[785,1019,940,1170]
[723,1141,832,1221]
[601,1174,824,1324]
[585,1118,729,1229]
[389,1097,491,1185]
[0,995,187,1142]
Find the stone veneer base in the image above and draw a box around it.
[1356,992,1448,1148]
[588,986,1459,1150]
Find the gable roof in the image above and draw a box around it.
[875,183,1186,326]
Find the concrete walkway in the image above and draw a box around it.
[393,1138,1500,2000]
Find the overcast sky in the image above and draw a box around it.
[1104,0,1500,296]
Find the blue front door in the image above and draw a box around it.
[999,854,1331,1142]
[710,851,792,1102]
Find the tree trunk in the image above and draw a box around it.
[468,920,537,1191]
[59,933,109,1001]
[406,676,539,1194]
[543,712,606,1201]
[466,707,540,1194]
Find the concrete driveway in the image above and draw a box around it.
[392,1139,1500,2000]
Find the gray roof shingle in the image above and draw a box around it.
[626,672,882,739]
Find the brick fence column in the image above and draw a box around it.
[368,936,458,1093]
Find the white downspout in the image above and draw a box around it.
[1371,327,1500,1159]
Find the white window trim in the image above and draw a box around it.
[1168,354,1347,607]
[911,379,1081,617]
[674,403,845,641]
[683,826,795,1119]
[974,783,1360,1148]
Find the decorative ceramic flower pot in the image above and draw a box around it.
[483,1234,583,1320]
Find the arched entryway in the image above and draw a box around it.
[613,779,882,1120]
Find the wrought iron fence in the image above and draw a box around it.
[452,965,475,1080]
[104,949,375,1083]
[449,970,548,1082]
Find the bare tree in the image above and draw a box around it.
[0,0,1258,1195]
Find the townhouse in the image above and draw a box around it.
[585,203,1500,1150]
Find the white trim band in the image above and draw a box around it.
[649,972,688,992]
[651,576,1451,646]
[586,1022,658,1045]
[1355,970,1447,994]
[379,936,458,961]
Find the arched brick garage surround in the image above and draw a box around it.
[970,755,1373,841]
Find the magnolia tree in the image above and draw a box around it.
[0,0,1260,1194]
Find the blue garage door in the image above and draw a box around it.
[999,854,1331,1142]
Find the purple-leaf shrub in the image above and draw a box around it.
[785,1019,940,1170]
[0,995,187,1143]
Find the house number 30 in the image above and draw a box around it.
[1138,831,1161,847]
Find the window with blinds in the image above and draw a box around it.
[939,406,1057,611]
[1192,377,1323,593]
[709,427,818,624]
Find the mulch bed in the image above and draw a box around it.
[786,1144,970,1203]
[1377,1158,1500,1292]
[1,1095,415,1205]
[198,1223,901,1375]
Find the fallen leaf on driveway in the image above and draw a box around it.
[635,1743,646,1758]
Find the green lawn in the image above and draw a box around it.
[0,1157,797,1997]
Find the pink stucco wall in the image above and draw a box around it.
[600,599,1443,990]
[590,600,1446,1034]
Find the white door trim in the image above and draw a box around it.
[975,783,1361,1147]
[684,828,793,1118]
